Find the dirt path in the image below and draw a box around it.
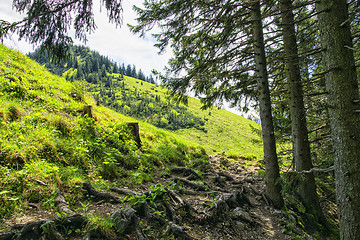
[0,154,294,240]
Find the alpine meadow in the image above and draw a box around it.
[1,0,360,239]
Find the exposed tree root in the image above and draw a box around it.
[166,222,199,240]
[171,177,207,191]
[55,192,76,216]
[110,187,137,196]
[83,181,122,203]
[0,215,86,240]
[171,167,202,180]
[1,154,294,239]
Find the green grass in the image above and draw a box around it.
[113,75,263,158]
[0,44,208,222]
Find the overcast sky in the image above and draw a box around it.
[0,0,172,76]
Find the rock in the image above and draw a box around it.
[235,221,247,231]
[111,208,137,234]
[231,207,253,223]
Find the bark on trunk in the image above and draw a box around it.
[279,0,323,218]
[251,1,284,209]
[316,0,360,238]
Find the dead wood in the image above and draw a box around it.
[83,105,93,118]
[171,177,207,191]
[127,122,142,148]
[28,203,38,209]
[83,182,122,203]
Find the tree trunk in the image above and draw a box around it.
[127,122,142,148]
[279,0,323,218]
[251,1,284,209]
[316,0,360,238]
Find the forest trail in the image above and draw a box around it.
[0,155,300,240]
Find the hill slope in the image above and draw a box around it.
[29,45,263,158]
[0,44,207,221]
[0,45,333,240]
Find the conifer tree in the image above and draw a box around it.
[131,0,284,208]
[1,0,123,61]
[251,1,283,208]
[316,0,360,238]
[279,0,323,220]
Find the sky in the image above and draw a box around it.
[0,0,172,76]
[0,0,250,117]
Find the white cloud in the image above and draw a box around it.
[0,0,171,76]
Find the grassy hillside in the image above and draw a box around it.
[0,44,208,221]
[117,76,262,158]
[29,45,263,158]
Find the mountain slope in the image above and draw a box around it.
[29,44,263,158]
[0,45,336,240]
[0,44,207,221]
[109,75,262,157]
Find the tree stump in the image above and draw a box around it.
[83,105,93,118]
[127,122,142,148]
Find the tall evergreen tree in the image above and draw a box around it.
[131,65,137,78]
[251,1,283,209]
[132,0,284,209]
[316,0,360,238]
[126,64,132,77]
[279,0,323,219]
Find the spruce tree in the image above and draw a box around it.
[279,0,323,220]
[1,0,123,61]
[316,0,360,238]
[251,1,283,209]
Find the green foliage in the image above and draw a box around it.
[85,213,116,236]
[126,183,167,206]
[0,44,209,221]
[3,0,123,62]
[28,44,263,157]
